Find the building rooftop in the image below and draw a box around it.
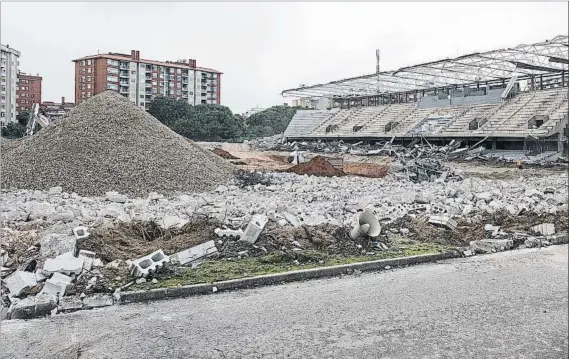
[72,51,222,74]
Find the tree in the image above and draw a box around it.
[245,105,300,137]
[1,122,26,139]
[148,96,245,141]
[16,111,30,126]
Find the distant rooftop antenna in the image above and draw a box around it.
[376,49,380,74]
[376,49,381,93]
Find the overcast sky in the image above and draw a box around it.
[1,2,567,113]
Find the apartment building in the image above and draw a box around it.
[72,50,221,109]
[42,96,75,122]
[1,44,20,125]
[16,72,42,112]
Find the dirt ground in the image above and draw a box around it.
[211,147,563,180]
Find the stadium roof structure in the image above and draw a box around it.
[281,35,569,98]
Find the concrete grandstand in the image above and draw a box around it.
[281,35,568,156]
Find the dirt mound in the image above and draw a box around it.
[344,163,390,178]
[212,147,239,159]
[77,218,222,262]
[286,156,344,177]
[1,91,234,196]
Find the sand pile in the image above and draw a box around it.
[1,91,234,196]
[286,156,344,177]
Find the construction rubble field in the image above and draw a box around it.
[1,97,568,319]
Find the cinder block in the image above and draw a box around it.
[170,241,218,265]
[128,250,169,278]
[242,215,268,244]
[214,228,244,239]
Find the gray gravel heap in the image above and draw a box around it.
[1,91,234,196]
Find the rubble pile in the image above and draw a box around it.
[286,156,345,177]
[1,91,234,196]
[258,138,568,167]
[249,134,284,150]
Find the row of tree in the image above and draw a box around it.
[2,96,302,141]
[148,96,300,142]
[1,111,30,139]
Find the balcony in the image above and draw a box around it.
[119,71,129,78]
[145,82,152,88]
[119,87,129,94]
[182,78,189,84]
[182,93,188,98]
[119,64,129,70]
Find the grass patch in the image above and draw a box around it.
[128,242,452,291]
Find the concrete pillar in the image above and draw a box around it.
[559,133,564,153]
[492,138,497,150]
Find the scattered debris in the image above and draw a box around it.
[4,271,38,297]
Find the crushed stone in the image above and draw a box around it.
[1,91,234,196]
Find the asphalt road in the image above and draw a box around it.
[1,245,567,359]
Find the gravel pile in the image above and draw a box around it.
[1,91,234,196]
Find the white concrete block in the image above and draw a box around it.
[82,294,114,308]
[242,214,268,243]
[4,271,37,296]
[531,223,555,236]
[129,250,169,278]
[44,256,84,275]
[170,241,218,265]
[428,215,457,230]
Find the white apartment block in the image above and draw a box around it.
[1,44,20,126]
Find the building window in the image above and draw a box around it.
[140,64,145,68]
[106,83,119,91]
[87,76,91,81]
[159,74,164,79]
[140,95,144,99]
[81,61,85,66]
[140,102,145,106]
[87,84,91,89]
[152,81,157,86]
[201,100,206,104]
[107,67,119,75]
[31,94,34,98]
[107,75,118,82]
[176,69,181,74]
[152,73,157,78]
[87,68,92,74]
[131,70,136,75]
[176,90,181,95]
[87,92,91,97]
[87,59,92,65]
[107,59,119,67]
[131,78,136,83]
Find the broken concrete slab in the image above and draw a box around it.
[105,191,128,203]
[428,215,457,230]
[4,271,38,297]
[8,294,58,320]
[170,241,218,266]
[469,239,513,254]
[43,256,84,275]
[524,237,550,248]
[283,212,300,227]
[531,223,555,236]
[58,297,83,312]
[82,294,114,308]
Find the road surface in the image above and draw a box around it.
[1,245,567,359]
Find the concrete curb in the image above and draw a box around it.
[118,251,460,304]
